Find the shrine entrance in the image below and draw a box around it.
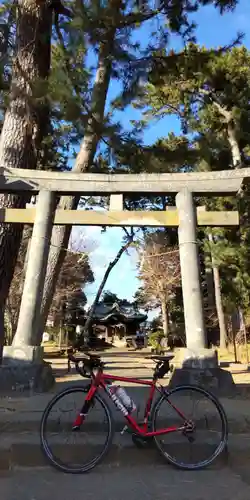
[1,166,249,392]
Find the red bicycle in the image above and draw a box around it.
[40,351,228,474]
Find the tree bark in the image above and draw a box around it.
[0,0,52,356]
[4,304,15,345]
[83,237,133,338]
[227,121,241,168]
[207,93,241,169]
[208,232,227,349]
[161,297,169,340]
[36,2,121,344]
[240,309,249,365]
[226,117,241,338]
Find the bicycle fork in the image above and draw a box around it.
[72,385,96,430]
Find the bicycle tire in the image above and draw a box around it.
[151,384,228,470]
[40,385,114,474]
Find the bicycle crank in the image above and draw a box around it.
[131,433,154,449]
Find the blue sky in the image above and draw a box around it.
[72,0,250,316]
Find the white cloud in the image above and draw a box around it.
[71,226,101,253]
[82,226,102,236]
[69,224,140,302]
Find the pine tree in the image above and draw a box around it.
[0,0,54,350]
[129,44,250,342]
[36,0,238,342]
[0,0,240,350]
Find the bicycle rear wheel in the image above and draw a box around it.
[40,385,113,473]
[151,385,228,470]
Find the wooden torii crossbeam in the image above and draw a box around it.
[0,204,239,226]
[0,167,245,226]
[2,166,249,359]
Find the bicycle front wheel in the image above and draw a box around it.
[40,385,113,474]
[151,385,228,470]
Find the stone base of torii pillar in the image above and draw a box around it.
[169,348,235,395]
[0,190,56,394]
[168,189,235,395]
[1,345,54,393]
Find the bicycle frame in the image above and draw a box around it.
[72,369,188,437]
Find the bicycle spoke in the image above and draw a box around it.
[152,385,228,470]
[40,387,113,473]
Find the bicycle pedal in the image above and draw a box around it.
[72,425,81,431]
[120,425,128,435]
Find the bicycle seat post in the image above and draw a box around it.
[153,361,160,382]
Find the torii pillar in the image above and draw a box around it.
[176,188,206,349]
[169,188,235,394]
[2,190,56,392]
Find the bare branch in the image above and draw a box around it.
[137,233,180,308]
[83,233,134,335]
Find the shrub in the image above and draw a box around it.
[148,330,164,350]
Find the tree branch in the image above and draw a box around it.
[82,235,134,338]
[54,17,115,151]
[48,0,73,19]
[198,87,232,122]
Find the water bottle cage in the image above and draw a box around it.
[115,387,136,413]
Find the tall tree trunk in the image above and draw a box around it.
[4,304,14,345]
[0,0,52,356]
[35,3,121,345]
[240,309,249,365]
[227,119,241,333]
[5,298,19,344]
[83,237,133,338]
[161,298,169,340]
[210,99,241,169]
[208,233,227,349]
[227,121,241,168]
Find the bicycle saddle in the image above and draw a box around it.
[149,353,175,362]
[69,351,101,365]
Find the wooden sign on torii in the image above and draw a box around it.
[0,167,248,356]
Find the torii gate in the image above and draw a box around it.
[0,167,248,387]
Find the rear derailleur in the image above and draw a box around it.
[182,420,196,443]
